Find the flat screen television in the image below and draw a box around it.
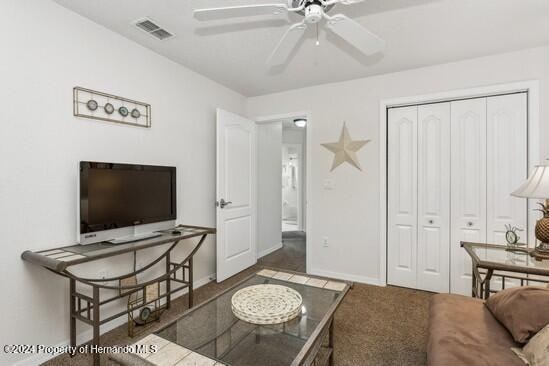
[79,161,176,244]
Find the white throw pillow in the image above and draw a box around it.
[512,324,549,365]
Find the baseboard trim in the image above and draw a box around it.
[309,268,384,287]
[13,273,215,366]
[258,242,283,258]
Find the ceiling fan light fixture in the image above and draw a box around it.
[304,3,323,23]
[294,118,307,128]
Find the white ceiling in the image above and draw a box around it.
[54,0,549,97]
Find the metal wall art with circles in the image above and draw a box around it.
[118,106,129,117]
[73,87,151,128]
[104,103,115,115]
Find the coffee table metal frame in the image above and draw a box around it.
[153,268,351,366]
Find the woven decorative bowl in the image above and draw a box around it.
[231,284,303,325]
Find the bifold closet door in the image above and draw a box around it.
[388,104,450,292]
[417,103,450,293]
[449,94,528,295]
[450,98,487,296]
[388,106,418,289]
[389,94,528,294]
[486,93,528,290]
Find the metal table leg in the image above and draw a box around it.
[483,269,493,300]
[70,278,76,351]
[166,252,171,310]
[471,264,476,297]
[93,285,100,366]
[329,318,334,366]
[189,257,194,308]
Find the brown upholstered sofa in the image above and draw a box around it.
[427,294,523,366]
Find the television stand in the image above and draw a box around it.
[21,224,215,366]
[106,232,162,245]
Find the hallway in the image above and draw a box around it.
[258,231,306,272]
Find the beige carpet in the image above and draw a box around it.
[44,234,432,365]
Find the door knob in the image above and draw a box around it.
[467,222,474,227]
[218,199,232,209]
[428,219,434,225]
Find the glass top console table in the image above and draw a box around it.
[109,269,351,366]
[462,241,549,299]
[21,224,215,366]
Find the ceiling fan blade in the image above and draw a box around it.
[194,4,289,21]
[326,14,385,55]
[338,0,365,4]
[267,22,307,66]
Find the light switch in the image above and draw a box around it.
[323,179,334,190]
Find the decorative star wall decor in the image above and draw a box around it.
[321,122,370,172]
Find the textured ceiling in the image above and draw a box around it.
[54,0,549,96]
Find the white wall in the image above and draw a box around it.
[257,123,283,257]
[283,128,306,145]
[0,1,245,365]
[247,46,549,285]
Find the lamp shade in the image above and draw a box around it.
[511,165,549,199]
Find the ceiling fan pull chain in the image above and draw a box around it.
[316,23,320,46]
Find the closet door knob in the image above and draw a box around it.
[467,222,474,227]
[428,220,434,224]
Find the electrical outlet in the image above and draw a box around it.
[323,237,328,247]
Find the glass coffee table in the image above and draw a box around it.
[109,269,350,366]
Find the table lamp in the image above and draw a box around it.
[512,164,549,260]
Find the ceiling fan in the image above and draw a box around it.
[193,0,385,65]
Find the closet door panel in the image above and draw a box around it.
[487,93,528,290]
[450,98,487,296]
[417,103,450,293]
[487,93,528,241]
[388,106,418,289]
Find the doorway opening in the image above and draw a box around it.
[256,113,309,273]
[282,144,299,232]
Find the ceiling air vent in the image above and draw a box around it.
[150,28,173,40]
[134,17,174,40]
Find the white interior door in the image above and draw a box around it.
[387,106,418,289]
[486,93,528,290]
[450,98,487,295]
[417,103,450,293]
[216,108,257,282]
